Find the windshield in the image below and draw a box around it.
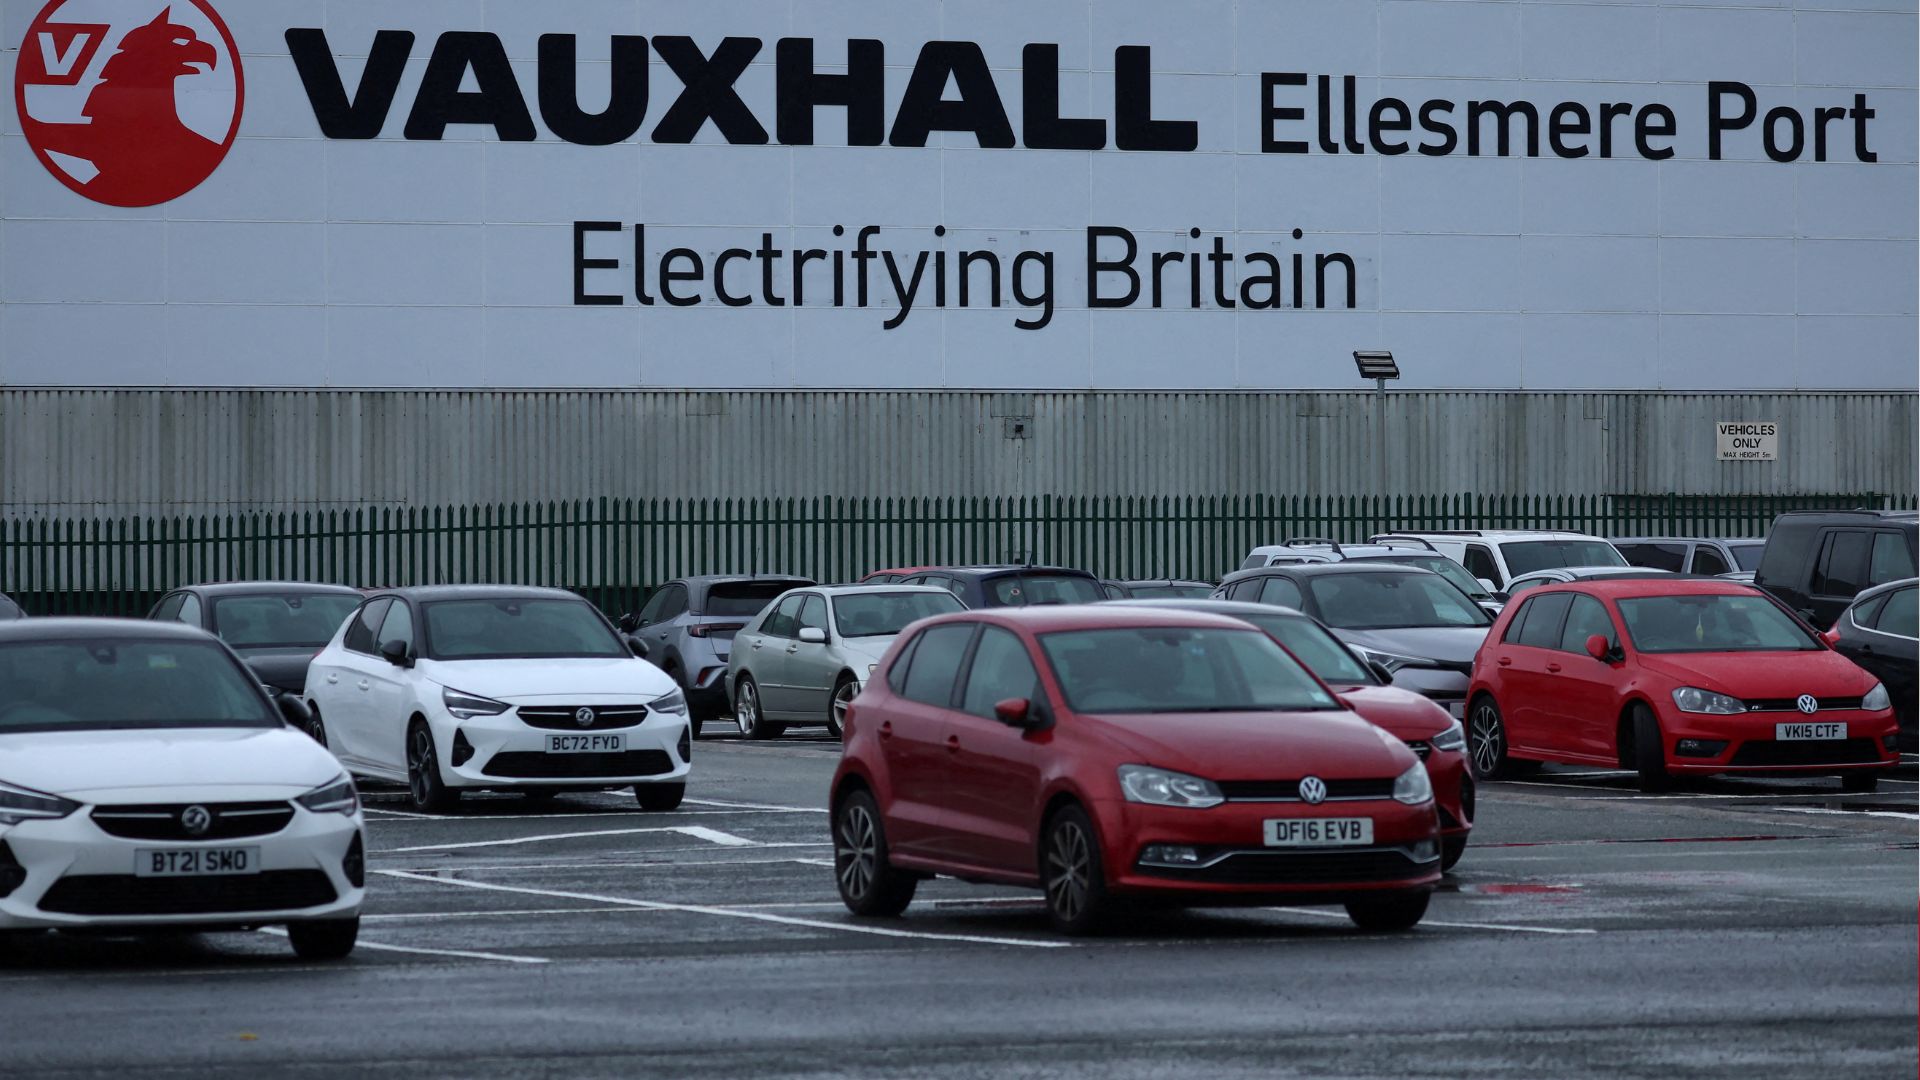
[1126,584,1214,599]
[1500,540,1627,576]
[1305,572,1492,629]
[1242,613,1376,685]
[989,574,1104,606]
[422,598,627,661]
[1617,593,1819,654]
[1038,626,1339,714]
[1362,555,1491,601]
[833,591,965,637]
[211,593,363,649]
[0,639,277,733]
[1730,543,1764,572]
[705,581,810,617]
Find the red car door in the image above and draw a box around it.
[876,622,977,861]
[1545,593,1626,761]
[1493,592,1574,756]
[942,626,1049,876]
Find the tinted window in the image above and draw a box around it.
[885,633,920,694]
[343,599,391,655]
[705,581,808,617]
[1127,584,1214,599]
[1366,555,1492,601]
[899,624,975,706]
[1810,531,1869,597]
[833,591,965,637]
[1852,592,1891,629]
[634,587,674,625]
[211,594,363,650]
[1305,572,1491,630]
[421,598,626,661]
[1461,545,1501,585]
[797,595,828,635]
[1257,576,1304,608]
[764,594,805,638]
[1243,613,1374,685]
[1506,575,1555,598]
[1559,595,1615,652]
[987,574,1103,607]
[1872,587,1916,639]
[647,585,689,622]
[1515,593,1573,648]
[1618,594,1819,654]
[1729,543,1764,572]
[1038,627,1338,715]
[960,627,1042,718]
[377,601,414,653]
[149,594,185,622]
[1500,540,1627,576]
[1868,532,1915,587]
[176,593,203,627]
[1617,543,1688,573]
[0,639,276,733]
[1691,547,1731,577]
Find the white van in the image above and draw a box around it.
[1367,530,1626,594]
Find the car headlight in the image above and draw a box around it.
[650,688,689,716]
[443,688,510,719]
[1118,765,1224,809]
[1430,719,1466,753]
[1355,647,1429,675]
[1671,687,1746,715]
[1392,763,1433,805]
[1862,683,1890,712]
[0,780,80,826]
[296,774,359,816]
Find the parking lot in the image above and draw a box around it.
[1,731,1913,1080]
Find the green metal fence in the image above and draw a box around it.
[0,492,1895,618]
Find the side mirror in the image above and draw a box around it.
[1476,578,1500,594]
[618,613,640,633]
[1585,634,1620,663]
[275,694,313,728]
[379,639,414,668]
[993,697,1037,728]
[798,627,828,644]
[626,635,650,659]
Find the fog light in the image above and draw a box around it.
[678,727,692,762]
[1139,844,1200,867]
[1410,839,1439,862]
[1885,735,1902,752]
[0,841,24,898]
[450,729,475,767]
[1674,739,1728,758]
[1458,772,1476,826]
[343,832,365,889]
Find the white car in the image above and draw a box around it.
[307,586,689,813]
[0,620,364,960]
[1369,530,1627,596]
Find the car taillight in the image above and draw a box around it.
[688,624,746,639]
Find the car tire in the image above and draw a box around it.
[827,676,855,740]
[305,705,328,749]
[405,721,461,814]
[634,782,686,811]
[734,677,780,740]
[1841,771,1882,794]
[1441,835,1467,872]
[1466,697,1511,780]
[286,916,358,961]
[833,789,917,917]
[1631,706,1673,793]
[1041,804,1112,936]
[1344,890,1431,931]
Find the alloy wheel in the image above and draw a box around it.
[1045,820,1091,923]
[1469,703,1503,777]
[836,802,877,900]
[736,682,759,737]
[831,681,856,732]
[408,728,435,804]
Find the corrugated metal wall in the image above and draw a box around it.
[0,390,1911,517]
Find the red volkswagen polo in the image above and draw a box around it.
[1466,579,1900,792]
[831,607,1441,936]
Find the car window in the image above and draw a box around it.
[764,594,805,638]
[1462,545,1501,586]
[1515,593,1573,648]
[1242,613,1374,685]
[0,638,278,733]
[1869,587,1916,639]
[1500,540,1627,576]
[1810,530,1869,597]
[1618,593,1819,653]
[988,574,1103,606]
[1851,592,1891,629]
[960,627,1042,718]
[885,632,921,694]
[210,594,364,650]
[1370,554,1493,601]
[833,591,965,637]
[652,584,690,620]
[1691,547,1731,577]
[1257,576,1304,608]
[1559,595,1615,652]
[176,593,203,627]
[1617,542,1688,573]
[377,601,415,653]
[343,598,391,655]
[797,595,828,635]
[706,581,808,617]
[1505,575,1552,597]
[634,586,674,625]
[1729,543,1764,572]
[149,593,186,622]
[1037,626,1339,715]
[1305,572,1491,630]
[421,598,628,661]
[899,624,975,707]
[1127,584,1214,600]
[1868,532,1915,587]
[1102,583,1126,600]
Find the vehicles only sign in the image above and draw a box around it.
[1716,421,1779,461]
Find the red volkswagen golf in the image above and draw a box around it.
[1466,579,1901,792]
[831,607,1442,935]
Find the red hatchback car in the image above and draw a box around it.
[831,607,1442,935]
[1466,579,1901,792]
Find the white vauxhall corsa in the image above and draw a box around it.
[0,620,365,960]
[307,586,690,813]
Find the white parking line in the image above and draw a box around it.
[381,854,836,874]
[1265,906,1598,936]
[254,927,548,964]
[1767,807,1920,821]
[382,825,758,854]
[364,808,823,822]
[1494,780,1905,801]
[685,797,827,813]
[377,870,1069,949]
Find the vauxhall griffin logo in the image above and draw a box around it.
[14,0,244,207]
[574,707,596,728]
[180,805,212,837]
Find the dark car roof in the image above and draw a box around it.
[1612,536,1762,545]
[176,581,363,597]
[925,566,1097,580]
[673,574,816,586]
[1771,510,1918,524]
[0,617,215,643]
[1107,579,1212,588]
[917,605,1260,634]
[370,585,589,603]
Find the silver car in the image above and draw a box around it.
[725,585,964,740]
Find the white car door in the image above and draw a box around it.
[322,598,391,769]
[362,599,418,773]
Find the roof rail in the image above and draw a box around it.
[1370,536,1440,552]
[1373,530,1486,539]
[1284,537,1343,553]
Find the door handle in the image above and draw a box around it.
[326,673,339,685]
[752,640,764,650]
[878,721,893,739]
[786,644,800,654]
[946,735,961,753]
[357,680,370,691]
[1546,662,1562,674]
[1496,657,1512,667]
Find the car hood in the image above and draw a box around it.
[415,657,677,702]
[1086,709,1417,781]
[234,648,318,694]
[1334,626,1489,666]
[1634,649,1880,699]
[1333,685,1454,740]
[0,727,340,802]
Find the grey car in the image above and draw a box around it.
[1503,566,1676,598]
[622,575,815,734]
[1612,536,1765,577]
[726,585,964,739]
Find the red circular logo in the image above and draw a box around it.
[14,0,244,208]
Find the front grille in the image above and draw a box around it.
[1413,660,1474,676]
[1729,738,1882,767]
[1142,848,1432,885]
[90,802,294,842]
[1742,696,1866,713]
[1218,778,1396,802]
[516,705,651,731]
[482,749,675,779]
[1405,740,1433,760]
[38,871,337,916]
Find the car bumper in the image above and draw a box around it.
[1094,797,1441,899]
[1390,669,1470,720]
[439,707,693,789]
[1656,707,1901,775]
[0,809,364,931]
[1421,749,1474,838]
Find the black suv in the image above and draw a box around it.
[895,566,1104,608]
[1754,510,1918,629]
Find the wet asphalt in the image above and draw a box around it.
[0,731,1914,1079]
